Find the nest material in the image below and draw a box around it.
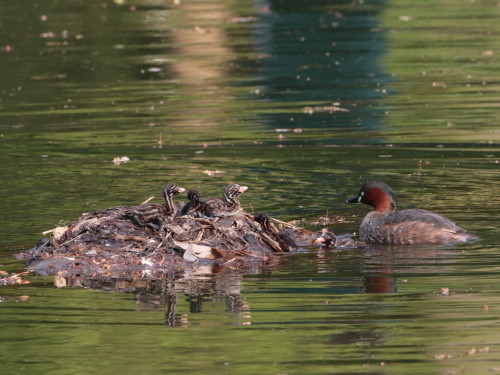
[18,204,314,281]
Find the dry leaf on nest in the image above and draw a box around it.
[52,226,69,240]
[174,240,217,262]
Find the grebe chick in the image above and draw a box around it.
[179,189,202,217]
[198,183,248,218]
[254,213,297,252]
[131,184,185,230]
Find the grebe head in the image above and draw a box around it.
[163,184,186,200]
[253,212,271,228]
[187,189,200,203]
[347,181,396,213]
[225,184,248,200]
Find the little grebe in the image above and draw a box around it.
[131,184,185,230]
[254,213,297,252]
[316,228,357,248]
[198,183,248,217]
[347,181,478,245]
[179,189,202,217]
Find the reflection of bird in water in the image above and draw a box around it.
[254,213,297,252]
[225,293,245,314]
[347,180,479,245]
[165,293,178,327]
[188,294,204,313]
[327,330,384,346]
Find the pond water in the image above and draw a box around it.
[1,0,499,374]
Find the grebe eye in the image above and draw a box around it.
[358,191,364,202]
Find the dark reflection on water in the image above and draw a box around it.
[45,240,480,330]
[247,0,389,143]
[58,273,250,327]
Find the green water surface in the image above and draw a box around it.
[1,0,499,374]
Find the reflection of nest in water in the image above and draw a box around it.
[56,271,252,326]
[18,205,313,283]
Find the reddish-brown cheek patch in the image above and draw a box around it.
[365,189,392,212]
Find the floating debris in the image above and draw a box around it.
[438,287,450,296]
[0,271,30,286]
[147,67,162,73]
[230,16,257,23]
[275,128,303,133]
[202,169,226,176]
[303,103,349,114]
[112,156,130,165]
[398,15,413,22]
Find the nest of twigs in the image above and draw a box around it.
[17,204,314,282]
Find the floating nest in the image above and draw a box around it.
[17,203,319,284]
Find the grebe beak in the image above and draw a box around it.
[347,195,361,204]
